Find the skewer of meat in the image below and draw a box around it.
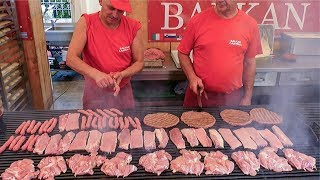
[86,115,93,129]
[46,118,58,133]
[38,120,48,134]
[92,117,98,129]
[20,120,31,135]
[77,109,92,116]
[8,136,21,150]
[134,117,141,129]
[15,121,26,134]
[27,135,39,152]
[0,135,15,153]
[30,122,42,134]
[87,109,101,118]
[124,117,130,129]
[81,116,87,130]
[103,109,117,117]
[110,108,124,116]
[26,120,36,134]
[20,135,35,151]
[119,117,124,129]
[128,116,137,128]
[13,136,26,151]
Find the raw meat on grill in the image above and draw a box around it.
[57,131,75,154]
[103,109,117,117]
[202,151,234,175]
[231,151,260,176]
[77,109,92,116]
[139,150,172,175]
[258,147,292,172]
[46,118,58,133]
[8,135,21,150]
[1,159,39,180]
[155,128,169,148]
[134,117,142,129]
[27,135,39,152]
[110,108,124,116]
[45,134,62,155]
[233,128,258,150]
[69,131,89,151]
[123,117,130,129]
[128,116,137,128]
[65,113,80,131]
[181,111,216,128]
[67,154,106,176]
[195,128,212,147]
[26,120,36,134]
[259,129,284,149]
[85,130,102,154]
[144,112,179,128]
[272,125,293,146]
[37,156,67,179]
[118,128,130,150]
[31,121,42,134]
[250,108,283,124]
[169,128,186,149]
[144,130,156,150]
[58,114,68,132]
[209,129,224,148]
[100,131,117,153]
[181,128,199,147]
[96,108,110,118]
[20,120,30,135]
[0,135,14,153]
[80,116,87,130]
[218,128,242,150]
[12,136,26,151]
[242,127,268,147]
[130,129,143,149]
[101,152,137,177]
[15,121,26,134]
[86,115,93,129]
[283,148,316,172]
[220,109,251,126]
[91,117,98,129]
[33,133,50,155]
[21,135,34,151]
[43,118,53,133]
[118,116,124,129]
[170,149,204,176]
[87,109,101,118]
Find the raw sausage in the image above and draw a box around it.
[26,120,36,134]
[110,108,124,116]
[0,135,15,153]
[30,122,42,134]
[15,121,26,134]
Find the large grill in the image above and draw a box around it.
[0,104,319,179]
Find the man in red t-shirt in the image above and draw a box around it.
[178,0,262,107]
[67,0,143,109]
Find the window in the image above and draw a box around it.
[41,0,72,23]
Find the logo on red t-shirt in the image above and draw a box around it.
[119,46,130,52]
[229,40,242,46]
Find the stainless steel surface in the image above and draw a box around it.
[279,70,320,86]
[45,23,75,46]
[254,72,278,86]
[281,32,320,55]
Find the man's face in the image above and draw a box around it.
[215,0,236,14]
[100,0,124,25]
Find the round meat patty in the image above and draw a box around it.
[181,111,216,128]
[250,108,283,124]
[220,109,251,126]
[144,113,179,128]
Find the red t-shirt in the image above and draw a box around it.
[178,8,262,94]
[81,12,141,109]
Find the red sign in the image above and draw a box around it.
[148,0,320,42]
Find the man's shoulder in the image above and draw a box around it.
[190,8,213,22]
[122,16,141,26]
[238,10,258,26]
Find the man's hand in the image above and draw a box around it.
[93,71,114,88]
[111,72,124,97]
[189,76,204,95]
[239,96,251,106]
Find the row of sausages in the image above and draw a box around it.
[15,118,57,135]
[0,134,39,153]
[77,108,142,130]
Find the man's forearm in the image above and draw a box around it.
[122,61,144,78]
[178,52,197,81]
[242,59,256,99]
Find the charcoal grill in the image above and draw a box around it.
[0,104,319,179]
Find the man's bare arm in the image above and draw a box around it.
[240,58,256,105]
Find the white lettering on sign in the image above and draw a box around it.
[161,3,184,30]
[161,2,311,31]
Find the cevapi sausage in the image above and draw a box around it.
[43,118,53,133]
[108,117,115,129]
[27,135,39,152]
[81,116,87,130]
[109,108,124,116]
[134,117,142,129]
[92,117,98,129]
[128,116,137,129]
[103,109,117,117]
[87,109,101,118]
[30,122,42,134]
[15,121,26,134]
[13,136,26,151]
[20,120,31,135]
[118,117,124,129]
[97,117,103,130]
[102,116,107,128]
[46,118,57,133]
[9,136,21,150]
[113,116,119,129]
[124,117,130,129]
[38,120,48,134]
[86,115,93,129]
[0,135,15,153]
[20,135,35,151]
[97,109,110,118]
[26,120,36,134]
[77,109,92,116]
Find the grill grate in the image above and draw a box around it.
[0,105,319,179]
